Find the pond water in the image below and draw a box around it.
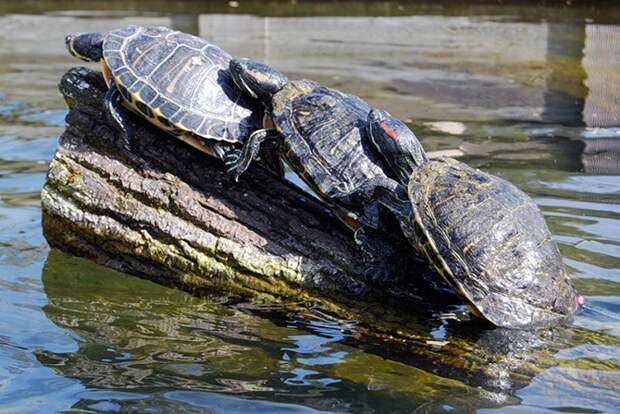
[1,1,619,413]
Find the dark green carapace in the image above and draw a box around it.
[407,157,579,329]
[368,111,581,329]
[66,25,261,159]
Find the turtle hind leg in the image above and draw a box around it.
[355,227,410,285]
[225,128,279,181]
[104,83,134,151]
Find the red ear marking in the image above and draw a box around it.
[249,69,267,83]
[379,120,399,142]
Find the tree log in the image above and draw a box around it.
[42,67,379,308]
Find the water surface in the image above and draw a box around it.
[0,1,619,413]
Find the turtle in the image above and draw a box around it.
[224,58,426,279]
[65,25,262,160]
[366,109,583,329]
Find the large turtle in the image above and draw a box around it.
[366,109,582,329]
[224,58,425,278]
[65,25,261,160]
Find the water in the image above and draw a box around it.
[1,1,619,412]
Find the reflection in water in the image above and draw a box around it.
[581,138,620,174]
[541,21,587,126]
[38,251,620,413]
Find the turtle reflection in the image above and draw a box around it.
[38,250,618,412]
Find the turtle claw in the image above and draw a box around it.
[224,149,241,166]
[224,150,244,181]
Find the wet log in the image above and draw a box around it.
[42,67,376,306]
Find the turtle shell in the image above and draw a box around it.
[407,157,577,329]
[270,80,388,217]
[101,25,260,143]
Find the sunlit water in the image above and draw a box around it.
[0,1,619,413]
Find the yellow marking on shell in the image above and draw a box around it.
[130,40,161,69]
[101,60,113,87]
[468,304,485,319]
[412,206,468,301]
[166,59,192,94]
[101,62,219,159]
[108,77,194,144]
[119,92,216,158]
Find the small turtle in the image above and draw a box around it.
[65,25,261,160]
[367,109,582,329]
[224,59,425,278]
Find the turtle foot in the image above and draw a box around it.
[355,228,404,285]
[224,149,244,182]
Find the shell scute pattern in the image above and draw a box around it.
[272,81,386,201]
[180,112,204,131]
[117,72,136,89]
[102,25,260,142]
[149,95,167,110]
[105,55,123,70]
[128,80,145,94]
[139,84,158,104]
[408,157,576,328]
[159,101,180,119]
[156,116,172,128]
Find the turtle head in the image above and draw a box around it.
[229,58,288,104]
[65,32,104,62]
[367,109,429,184]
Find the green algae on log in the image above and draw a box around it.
[42,67,374,307]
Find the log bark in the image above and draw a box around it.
[42,67,375,308]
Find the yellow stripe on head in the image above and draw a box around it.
[67,36,92,62]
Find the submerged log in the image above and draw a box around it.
[43,67,374,306]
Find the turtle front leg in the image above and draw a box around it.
[225,128,280,181]
[104,83,134,151]
[335,176,412,223]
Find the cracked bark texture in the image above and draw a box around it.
[42,67,371,306]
